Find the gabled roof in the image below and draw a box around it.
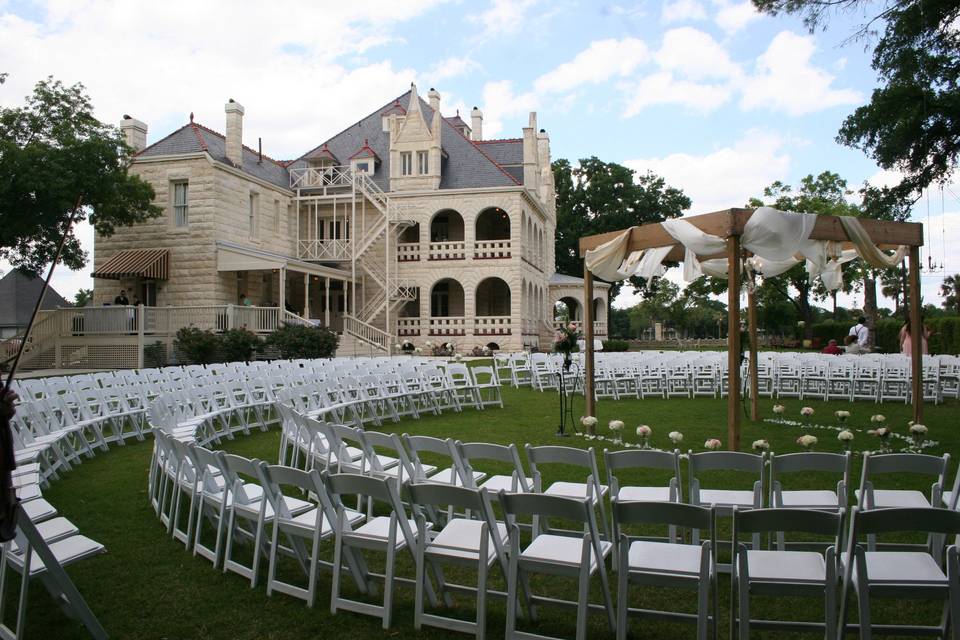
[0,269,71,328]
[348,139,379,162]
[304,143,338,164]
[474,139,523,166]
[380,100,406,117]
[292,90,521,191]
[136,121,290,189]
[445,113,470,130]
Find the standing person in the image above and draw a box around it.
[900,318,931,355]
[114,289,129,305]
[848,316,868,348]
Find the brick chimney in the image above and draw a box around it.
[225,99,244,167]
[470,106,483,141]
[120,115,147,153]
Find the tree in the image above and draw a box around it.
[750,171,861,333]
[753,0,960,196]
[553,157,690,299]
[0,76,160,274]
[73,288,93,307]
[941,274,960,313]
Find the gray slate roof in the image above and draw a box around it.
[291,90,522,191]
[137,90,526,193]
[137,122,290,189]
[0,269,71,328]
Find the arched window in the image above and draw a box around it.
[475,277,511,316]
[430,278,465,316]
[475,207,511,241]
[430,210,464,242]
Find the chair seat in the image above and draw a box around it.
[778,490,840,508]
[522,534,611,572]
[854,551,946,585]
[543,481,609,502]
[21,499,57,522]
[15,535,105,576]
[618,486,673,502]
[628,540,703,576]
[697,489,757,508]
[855,489,932,509]
[424,467,486,486]
[479,474,533,493]
[237,494,314,520]
[16,484,42,502]
[11,517,79,554]
[745,550,826,583]
[282,507,364,536]
[943,490,956,509]
[428,518,508,563]
[351,516,422,548]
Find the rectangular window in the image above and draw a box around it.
[172,181,188,227]
[417,151,428,175]
[356,161,370,174]
[401,152,412,176]
[249,192,259,238]
[273,199,280,234]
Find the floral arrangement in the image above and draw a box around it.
[553,323,581,367]
[704,438,722,450]
[909,423,927,446]
[867,426,892,452]
[669,431,684,444]
[835,410,850,424]
[608,420,624,443]
[636,425,651,448]
[580,416,598,429]
[837,430,854,450]
[800,407,814,417]
[870,414,886,425]
[796,434,818,450]
[752,439,770,452]
[772,404,785,415]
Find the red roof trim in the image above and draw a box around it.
[348,138,379,161]
[474,138,522,144]
[191,121,285,166]
[189,122,209,152]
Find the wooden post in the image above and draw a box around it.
[727,235,742,451]
[746,263,759,422]
[909,246,923,424]
[583,265,596,430]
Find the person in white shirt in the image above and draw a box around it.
[848,316,869,348]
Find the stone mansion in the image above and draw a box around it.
[92,85,609,353]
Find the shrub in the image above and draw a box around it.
[265,323,339,359]
[174,327,222,365]
[220,328,261,362]
[601,339,630,352]
[143,341,167,368]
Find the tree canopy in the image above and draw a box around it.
[0,76,160,274]
[552,156,690,299]
[752,0,960,196]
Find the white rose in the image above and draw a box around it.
[837,430,854,441]
[910,424,928,434]
[609,420,625,432]
[668,431,683,443]
[871,414,886,423]
[636,425,651,437]
[581,416,598,428]
[800,407,814,417]
[772,404,785,414]
[752,439,769,451]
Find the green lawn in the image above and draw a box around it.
[24,385,960,639]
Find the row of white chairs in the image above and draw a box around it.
[150,406,960,640]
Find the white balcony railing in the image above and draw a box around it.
[474,240,511,259]
[428,316,467,336]
[396,317,422,336]
[289,165,354,190]
[428,241,466,261]
[297,239,352,261]
[474,316,512,335]
[397,242,420,262]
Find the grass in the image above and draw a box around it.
[22,384,960,639]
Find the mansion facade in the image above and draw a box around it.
[93,85,608,353]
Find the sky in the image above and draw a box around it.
[1,0,957,311]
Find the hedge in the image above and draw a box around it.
[810,316,960,354]
[601,339,630,352]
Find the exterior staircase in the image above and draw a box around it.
[341,171,417,355]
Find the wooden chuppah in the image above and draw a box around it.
[578,208,925,451]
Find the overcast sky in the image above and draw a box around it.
[1,0,956,310]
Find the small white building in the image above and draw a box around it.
[93,85,608,354]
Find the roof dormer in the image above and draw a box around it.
[349,139,379,175]
[305,142,338,168]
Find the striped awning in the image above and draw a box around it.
[92,249,169,280]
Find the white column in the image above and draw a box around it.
[325,277,331,327]
[304,275,310,319]
[278,267,286,319]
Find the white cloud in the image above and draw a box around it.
[714,0,760,33]
[739,31,861,116]
[623,129,791,213]
[480,80,538,139]
[534,38,649,94]
[661,0,707,23]
[469,0,538,39]
[622,71,730,117]
[423,56,480,86]
[655,27,741,80]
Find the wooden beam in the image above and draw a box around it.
[909,247,923,424]
[727,235,742,451]
[583,265,596,429]
[578,208,924,258]
[747,261,759,422]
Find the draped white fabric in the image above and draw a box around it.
[583,208,909,291]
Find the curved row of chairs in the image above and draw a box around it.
[500,351,960,404]
[7,355,501,639]
[150,378,960,640]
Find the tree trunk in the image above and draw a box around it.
[864,275,878,349]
